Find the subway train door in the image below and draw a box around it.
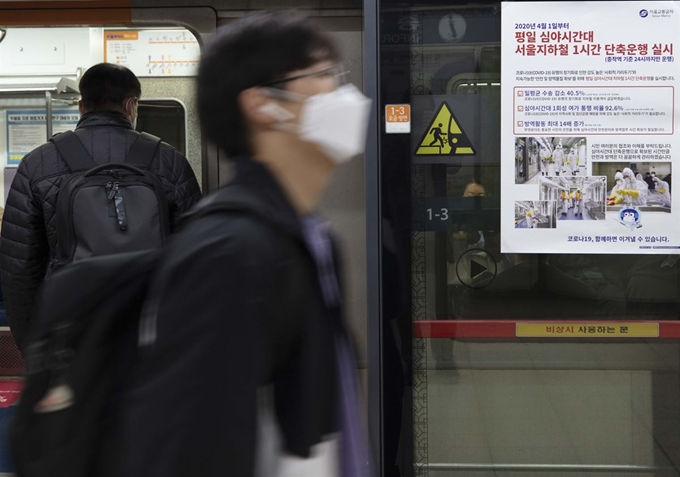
[0,3,217,473]
[372,2,680,476]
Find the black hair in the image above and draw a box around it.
[197,12,339,157]
[79,63,141,112]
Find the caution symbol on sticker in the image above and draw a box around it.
[415,102,476,156]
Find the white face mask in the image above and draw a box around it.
[260,84,372,165]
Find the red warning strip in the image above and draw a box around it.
[413,320,680,339]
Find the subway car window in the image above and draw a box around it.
[379,2,680,476]
[136,99,187,155]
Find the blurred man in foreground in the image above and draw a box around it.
[112,13,373,477]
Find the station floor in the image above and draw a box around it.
[423,340,680,477]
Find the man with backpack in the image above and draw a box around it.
[0,63,201,354]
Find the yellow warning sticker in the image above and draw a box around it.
[516,323,659,338]
[415,102,476,156]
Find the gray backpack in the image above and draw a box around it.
[50,131,170,268]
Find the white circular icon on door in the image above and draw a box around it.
[439,13,467,43]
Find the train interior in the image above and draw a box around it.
[539,175,607,221]
[516,136,588,185]
[514,200,556,228]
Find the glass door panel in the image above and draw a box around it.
[378,2,680,476]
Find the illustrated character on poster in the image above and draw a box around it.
[617,207,642,230]
[652,176,671,207]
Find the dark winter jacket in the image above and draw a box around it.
[0,111,202,352]
[113,157,339,477]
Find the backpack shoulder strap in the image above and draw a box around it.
[50,131,97,172]
[125,132,162,168]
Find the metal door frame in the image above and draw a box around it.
[363,0,383,475]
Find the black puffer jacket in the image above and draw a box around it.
[0,111,202,351]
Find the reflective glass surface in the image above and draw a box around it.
[377,2,680,476]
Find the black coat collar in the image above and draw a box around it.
[187,156,305,241]
[76,111,133,130]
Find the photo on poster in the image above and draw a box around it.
[515,137,587,184]
[593,162,672,211]
[515,201,557,229]
[539,176,607,221]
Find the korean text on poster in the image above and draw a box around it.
[501,2,680,254]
